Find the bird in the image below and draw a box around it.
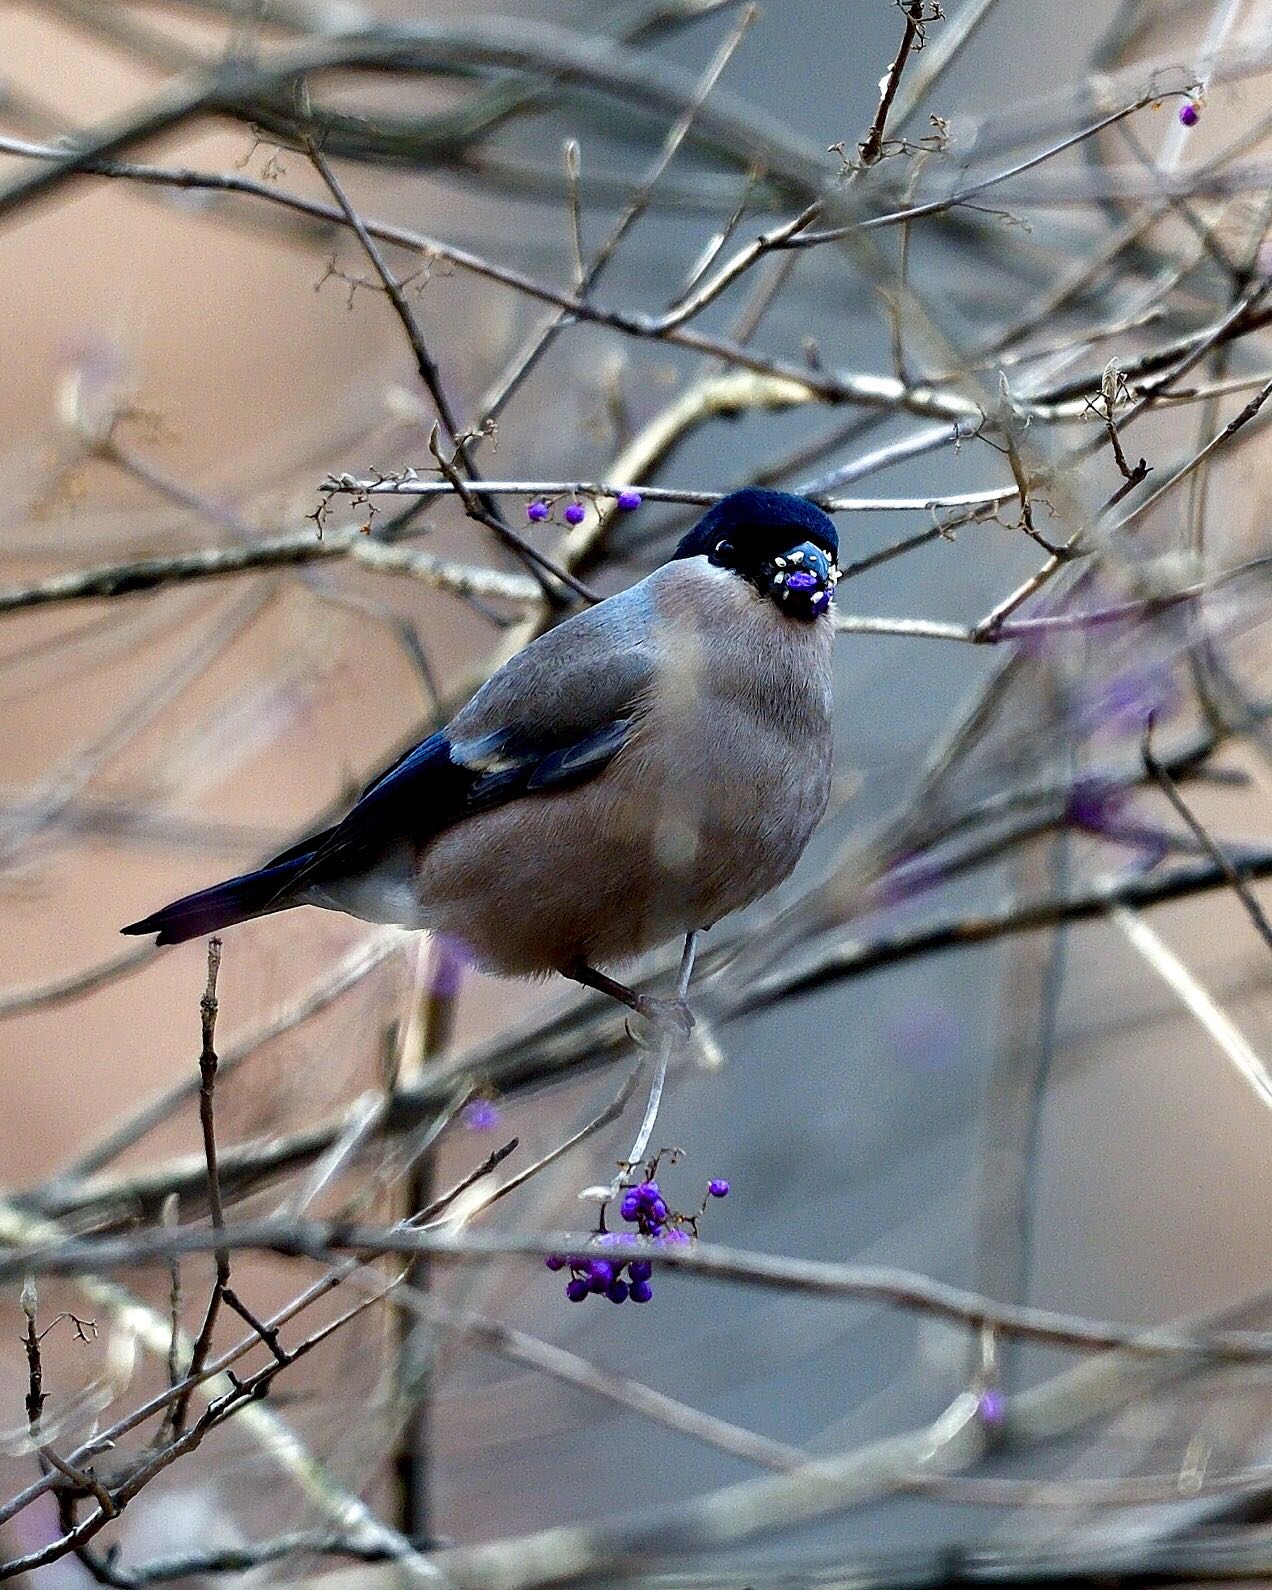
[123,488,839,1029]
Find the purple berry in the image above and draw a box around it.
[616,489,642,511]
[545,1254,566,1272]
[462,1098,499,1132]
[785,570,818,592]
[606,1280,629,1304]
[650,1198,668,1222]
[629,1259,653,1283]
[565,1278,589,1302]
[620,1192,640,1221]
[1178,101,1200,127]
[637,1181,659,1202]
[707,1178,730,1198]
[660,1227,690,1245]
[563,502,586,525]
[630,1279,653,1303]
[526,500,549,522]
[978,1388,1006,1425]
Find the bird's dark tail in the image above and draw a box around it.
[121,855,313,945]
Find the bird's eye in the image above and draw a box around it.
[713,539,733,562]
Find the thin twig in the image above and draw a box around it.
[1112,906,1272,1112]
[6,1219,1272,1363]
[856,1,933,169]
[1142,718,1272,955]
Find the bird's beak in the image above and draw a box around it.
[767,540,839,618]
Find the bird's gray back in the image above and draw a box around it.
[448,578,658,756]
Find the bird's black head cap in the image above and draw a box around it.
[672,489,839,619]
[672,488,838,566]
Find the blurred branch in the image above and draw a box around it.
[5,1220,1272,1366]
[0,943,160,1018]
[58,1525,1272,1589]
[1112,905,1272,1111]
[1142,718,1272,953]
[0,19,828,222]
[0,523,542,615]
[753,844,1272,1011]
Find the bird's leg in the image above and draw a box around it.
[565,956,696,1039]
[573,933,702,1207]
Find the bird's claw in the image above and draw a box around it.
[627,995,695,1046]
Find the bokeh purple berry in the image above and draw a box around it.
[563,502,586,526]
[708,1178,730,1198]
[1178,101,1200,127]
[616,489,642,511]
[526,499,550,522]
[462,1098,500,1132]
[977,1387,1006,1426]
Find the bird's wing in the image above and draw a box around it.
[280,581,658,879]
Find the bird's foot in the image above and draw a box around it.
[565,960,695,1046]
[627,995,695,1045]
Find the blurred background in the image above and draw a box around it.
[1,0,1270,1584]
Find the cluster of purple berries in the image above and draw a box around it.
[526,490,642,526]
[546,1244,656,1305]
[619,1177,671,1235]
[545,1175,729,1307]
